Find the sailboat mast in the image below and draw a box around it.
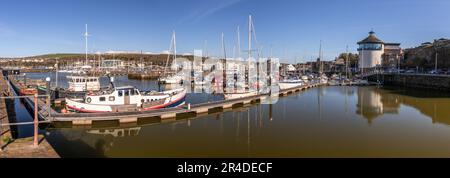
[346,45,349,79]
[173,31,177,63]
[246,15,252,88]
[84,24,89,66]
[237,26,241,59]
[222,32,227,89]
[204,40,208,58]
[248,15,252,61]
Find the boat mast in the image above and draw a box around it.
[237,26,241,59]
[246,15,252,88]
[222,32,227,89]
[319,40,322,75]
[84,24,89,66]
[163,31,176,77]
[346,45,349,79]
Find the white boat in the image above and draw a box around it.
[320,75,328,84]
[328,80,340,86]
[65,86,186,113]
[279,78,303,90]
[67,75,101,92]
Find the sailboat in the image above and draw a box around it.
[279,56,303,90]
[224,15,260,100]
[159,31,184,84]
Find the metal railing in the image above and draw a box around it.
[0,94,51,147]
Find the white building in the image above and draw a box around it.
[358,31,385,69]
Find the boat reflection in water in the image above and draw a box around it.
[45,86,450,158]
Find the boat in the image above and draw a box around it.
[20,86,38,95]
[67,75,101,92]
[160,73,184,84]
[328,79,340,86]
[320,74,328,84]
[223,15,260,100]
[65,86,186,113]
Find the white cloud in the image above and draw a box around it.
[177,0,244,24]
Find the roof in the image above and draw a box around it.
[384,43,401,46]
[357,31,384,44]
[116,86,136,90]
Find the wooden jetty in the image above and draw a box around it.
[0,70,13,150]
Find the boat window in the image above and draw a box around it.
[125,90,130,96]
[118,91,123,97]
[147,99,150,102]
[130,89,135,96]
[109,96,115,101]
[99,97,106,102]
[135,89,139,95]
[76,79,80,82]
[82,79,85,82]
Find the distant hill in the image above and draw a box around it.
[3,53,198,68]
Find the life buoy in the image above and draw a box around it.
[86,97,92,103]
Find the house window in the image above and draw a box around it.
[99,97,106,101]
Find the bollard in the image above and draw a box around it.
[33,93,38,147]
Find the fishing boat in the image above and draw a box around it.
[65,85,186,113]
[67,75,101,92]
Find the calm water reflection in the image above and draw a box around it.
[41,85,450,157]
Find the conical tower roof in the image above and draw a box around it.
[357,31,384,44]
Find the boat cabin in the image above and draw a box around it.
[84,86,168,106]
[67,76,101,92]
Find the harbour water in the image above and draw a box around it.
[14,72,450,157]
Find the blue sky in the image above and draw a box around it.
[1,0,450,63]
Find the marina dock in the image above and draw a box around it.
[1,70,13,150]
[6,74,321,126]
[0,70,59,158]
